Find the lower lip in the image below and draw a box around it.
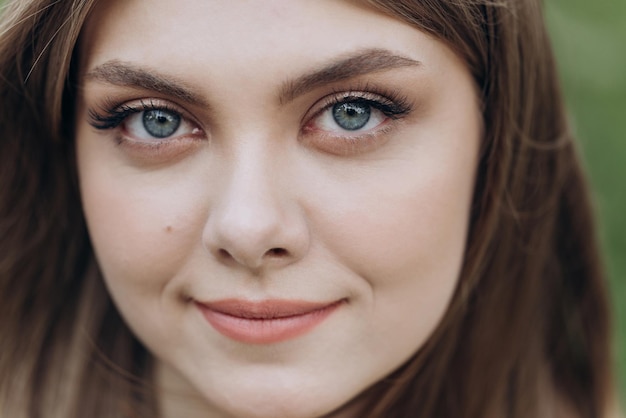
[197,302,342,344]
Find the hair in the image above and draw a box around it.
[0,0,618,417]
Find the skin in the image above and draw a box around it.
[75,0,482,417]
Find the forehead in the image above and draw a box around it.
[79,0,443,77]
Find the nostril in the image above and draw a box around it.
[218,248,232,260]
[266,248,288,257]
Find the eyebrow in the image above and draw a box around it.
[278,48,421,104]
[83,49,421,106]
[84,60,208,106]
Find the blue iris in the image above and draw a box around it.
[332,102,371,131]
[143,109,181,138]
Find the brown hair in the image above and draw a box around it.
[0,0,617,417]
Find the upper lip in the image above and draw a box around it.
[196,299,343,320]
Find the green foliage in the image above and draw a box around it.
[546,0,626,403]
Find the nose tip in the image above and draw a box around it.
[203,194,309,272]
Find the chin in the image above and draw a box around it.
[160,361,367,418]
[202,388,355,418]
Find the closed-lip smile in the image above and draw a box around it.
[196,298,345,344]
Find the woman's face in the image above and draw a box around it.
[75,0,481,417]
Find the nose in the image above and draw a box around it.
[202,153,310,272]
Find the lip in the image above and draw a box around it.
[196,298,344,344]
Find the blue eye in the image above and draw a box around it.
[143,109,181,138]
[311,98,386,134]
[87,100,203,145]
[332,102,371,131]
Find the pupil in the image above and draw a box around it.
[143,110,181,138]
[332,102,371,131]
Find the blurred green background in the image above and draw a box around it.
[545,0,626,404]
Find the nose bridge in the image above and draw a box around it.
[203,140,309,271]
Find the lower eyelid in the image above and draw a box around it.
[122,117,204,142]
[300,119,396,156]
[111,132,207,164]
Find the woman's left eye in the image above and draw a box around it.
[303,90,412,148]
[310,100,387,133]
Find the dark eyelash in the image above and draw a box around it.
[325,86,413,119]
[88,100,178,130]
[330,97,410,119]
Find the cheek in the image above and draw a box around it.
[320,153,476,291]
[310,128,479,349]
[76,146,208,297]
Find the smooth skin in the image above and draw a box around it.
[75,0,482,417]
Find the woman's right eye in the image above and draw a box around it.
[126,109,184,140]
[88,101,204,145]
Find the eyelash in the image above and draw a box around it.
[89,99,181,131]
[300,86,412,154]
[86,87,413,156]
[313,87,412,122]
[87,99,205,162]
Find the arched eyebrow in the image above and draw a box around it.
[84,60,208,107]
[278,48,421,104]
[83,49,421,106]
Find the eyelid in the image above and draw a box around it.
[85,97,207,164]
[302,88,411,126]
[87,97,202,132]
[299,86,413,156]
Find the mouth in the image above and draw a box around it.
[196,298,345,344]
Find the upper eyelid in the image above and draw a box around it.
[108,98,186,115]
[86,85,411,128]
[304,94,380,123]
[303,89,412,122]
[88,98,199,130]
[318,93,396,111]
